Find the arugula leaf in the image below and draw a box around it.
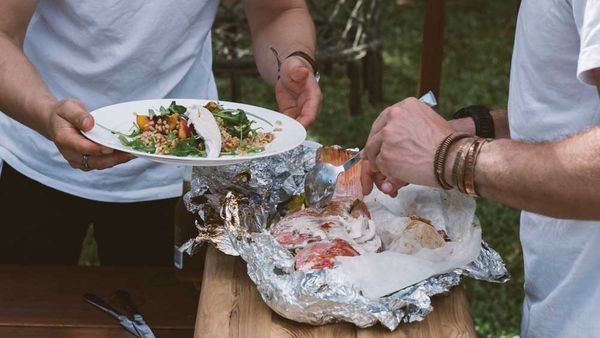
[245,146,264,153]
[168,101,187,114]
[212,108,257,139]
[170,138,207,157]
[245,112,273,127]
[117,135,156,153]
[167,131,178,141]
[147,101,187,119]
[96,123,141,138]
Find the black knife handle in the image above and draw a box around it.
[83,293,123,319]
[115,290,140,317]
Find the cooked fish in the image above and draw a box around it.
[295,239,359,271]
[271,199,382,256]
[270,147,383,271]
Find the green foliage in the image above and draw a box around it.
[215,1,522,336]
[78,224,100,266]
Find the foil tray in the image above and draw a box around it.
[182,143,509,330]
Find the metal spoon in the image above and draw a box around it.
[304,91,437,210]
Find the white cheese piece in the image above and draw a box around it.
[187,106,222,158]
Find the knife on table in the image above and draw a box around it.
[115,289,156,338]
[83,292,153,338]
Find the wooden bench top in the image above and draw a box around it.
[195,245,476,338]
[0,265,199,338]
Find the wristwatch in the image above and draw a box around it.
[452,105,495,139]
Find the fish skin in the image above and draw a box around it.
[273,146,381,270]
[187,106,222,158]
[271,198,382,259]
[294,239,359,271]
[275,232,322,248]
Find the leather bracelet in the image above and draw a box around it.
[452,138,476,194]
[270,47,320,82]
[464,138,483,195]
[433,132,471,189]
[472,139,489,196]
[287,51,319,81]
[464,138,489,196]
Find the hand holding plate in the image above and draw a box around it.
[46,98,133,171]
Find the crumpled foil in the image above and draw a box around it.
[183,144,509,331]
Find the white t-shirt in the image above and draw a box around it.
[0,0,219,202]
[509,0,600,337]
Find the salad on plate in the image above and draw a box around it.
[111,101,275,158]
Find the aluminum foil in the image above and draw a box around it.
[183,143,509,331]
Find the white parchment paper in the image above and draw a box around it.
[336,185,481,299]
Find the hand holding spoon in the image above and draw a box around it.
[304,91,437,209]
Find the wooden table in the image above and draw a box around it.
[0,265,199,338]
[195,246,476,338]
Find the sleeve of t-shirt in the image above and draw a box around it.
[572,0,600,86]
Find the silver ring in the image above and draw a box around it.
[82,154,90,170]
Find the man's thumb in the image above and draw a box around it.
[56,100,93,131]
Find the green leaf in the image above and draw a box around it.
[212,108,258,139]
[169,101,187,114]
[170,138,207,157]
[96,123,141,138]
[117,135,156,153]
[117,135,129,145]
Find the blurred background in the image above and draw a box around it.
[211,1,522,337]
[82,1,523,337]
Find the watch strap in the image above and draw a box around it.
[453,105,495,139]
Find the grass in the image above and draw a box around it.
[213,1,523,337]
[78,224,100,266]
[80,1,523,336]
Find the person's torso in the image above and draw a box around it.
[509,1,600,337]
[0,0,219,202]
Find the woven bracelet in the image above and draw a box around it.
[433,132,470,189]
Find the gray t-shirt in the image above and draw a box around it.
[509,0,600,336]
[0,0,219,202]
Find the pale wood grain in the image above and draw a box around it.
[195,246,238,337]
[195,247,476,338]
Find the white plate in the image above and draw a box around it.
[83,99,306,166]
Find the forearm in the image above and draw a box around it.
[243,0,316,85]
[449,108,510,139]
[0,32,56,139]
[471,127,600,219]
